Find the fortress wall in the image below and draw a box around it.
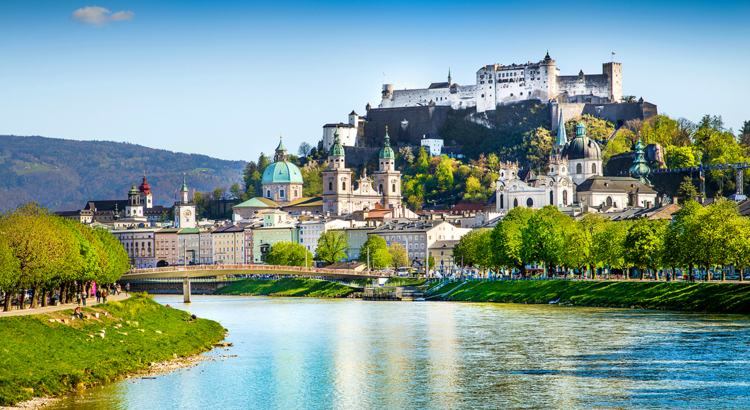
[386,88,452,108]
[557,75,610,99]
[552,102,654,130]
[363,106,451,147]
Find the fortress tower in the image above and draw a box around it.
[603,62,623,103]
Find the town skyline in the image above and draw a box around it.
[1,1,749,162]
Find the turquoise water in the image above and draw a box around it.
[49,296,750,409]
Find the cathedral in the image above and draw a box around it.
[322,128,403,215]
[496,115,657,212]
[261,137,304,205]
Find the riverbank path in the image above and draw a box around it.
[0,293,131,318]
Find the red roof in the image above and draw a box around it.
[138,175,151,195]
[450,202,484,214]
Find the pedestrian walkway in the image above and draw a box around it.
[0,293,131,318]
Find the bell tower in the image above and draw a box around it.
[322,128,352,214]
[174,176,197,228]
[373,127,402,212]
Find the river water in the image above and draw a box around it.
[48,296,750,410]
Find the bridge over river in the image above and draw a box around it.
[122,264,389,280]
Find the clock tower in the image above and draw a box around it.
[174,177,197,229]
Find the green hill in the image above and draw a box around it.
[0,135,246,212]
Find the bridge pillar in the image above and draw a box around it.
[183,277,191,303]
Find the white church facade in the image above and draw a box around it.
[496,117,657,213]
[322,128,404,215]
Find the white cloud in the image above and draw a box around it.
[70,6,134,27]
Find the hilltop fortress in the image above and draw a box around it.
[321,52,656,159]
[379,52,621,112]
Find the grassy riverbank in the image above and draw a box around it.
[0,294,226,406]
[437,280,750,314]
[214,278,358,297]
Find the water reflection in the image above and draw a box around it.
[48,297,750,410]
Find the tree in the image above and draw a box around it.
[592,220,630,277]
[522,127,553,169]
[465,176,481,195]
[398,147,414,166]
[520,206,571,274]
[665,146,698,168]
[0,232,20,311]
[624,218,667,280]
[427,255,435,272]
[486,153,500,173]
[739,120,750,150]
[315,231,349,265]
[264,241,312,267]
[436,162,454,194]
[242,161,262,198]
[301,163,325,197]
[258,153,272,174]
[490,206,534,275]
[229,182,243,200]
[416,146,430,173]
[358,236,391,269]
[452,229,491,270]
[621,95,637,103]
[298,142,313,157]
[692,199,738,281]
[389,243,408,271]
[676,177,699,204]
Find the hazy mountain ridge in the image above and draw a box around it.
[0,135,246,212]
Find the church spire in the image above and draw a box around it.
[448,68,452,85]
[556,112,567,147]
[274,134,289,162]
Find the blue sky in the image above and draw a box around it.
[1,1,748,162]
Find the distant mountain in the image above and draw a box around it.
[0,135,246,212]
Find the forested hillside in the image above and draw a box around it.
[0,135,246,212]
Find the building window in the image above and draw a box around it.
[342,182,346,191]
[563,190,568,205]
[513,198,518,208]
[526,198,533,207]
[499,194,504,209]
[329,182,333,191]
[606,196,613,206]
[592,163,597,174]
[549,190,554,205]
[266,190,271,197]
[576,163,582,174]
[392,184,396,193]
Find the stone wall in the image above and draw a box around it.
[551,102,657,129]
[363,106,452,147]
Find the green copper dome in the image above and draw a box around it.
[262,161,304,184]
[180,176,188,192]
[379,130,395,159]
[329,129,345,157]
[128,183,140,195]
[562,122,601,160]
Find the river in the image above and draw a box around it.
[48,295,750,409]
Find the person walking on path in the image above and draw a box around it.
[102,289,108,303]
[76,292,82,307]
[125,283,130,295]
[95,289,101,304]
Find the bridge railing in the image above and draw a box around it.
[126,264,386,277]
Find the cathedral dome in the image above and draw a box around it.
[563,122,602,160]
[262,161,303,184]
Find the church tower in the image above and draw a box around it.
[373,127,402,211]
[322,129,353,214]
[138,172,153,209]
[126,182,144,218]
[547,113,573,207]
[174,176,197,228]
